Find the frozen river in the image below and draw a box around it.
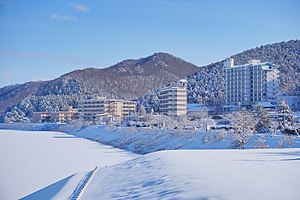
[0,129,138,200]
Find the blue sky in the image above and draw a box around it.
[0,0,299,88]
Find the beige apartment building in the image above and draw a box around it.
[123,101,136,116]
[78,96,108,122]
[159,79,188,116]
[32,106,78,124]
[78,96,136,122]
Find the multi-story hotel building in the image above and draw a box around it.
[159,79,188,116]
[32,106,78,124]
[78,96,136,122]
[78,96,109,122]
[122,101,137,116]
[224,58,279,111]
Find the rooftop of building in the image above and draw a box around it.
[160,79,188,90]
[82,96,136,103]
[224,58,278,69]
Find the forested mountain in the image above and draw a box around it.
[0,53,199,120]
[1,40,299,122]
[187,40,300,103]
[139,40,300,112]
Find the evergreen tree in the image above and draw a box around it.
[139,105,146,116]
[277,100,294,128]
[254,104,272,133]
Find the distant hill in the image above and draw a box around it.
[0,82,42,113]
[1,40,300,122]
[0,52,199,119]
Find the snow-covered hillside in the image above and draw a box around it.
[81,149,300,200]
[0,130,137,200]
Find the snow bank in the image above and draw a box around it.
[21,172,86,200]
[68,126,300,154]
[81,149,300,200]
[1,123,300,155]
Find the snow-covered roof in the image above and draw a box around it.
[187,104,214,112]
[257,101,277,108]
[227,62,276,69]
[187,104,203,112]
[294,112,300,119]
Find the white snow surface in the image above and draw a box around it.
[81,149,300,200]
[1,126,300,199]
[0,130,137,200]
[1,123,300,154]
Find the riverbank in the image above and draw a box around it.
[1,123,300,154]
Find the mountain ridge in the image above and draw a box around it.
[139,40,300,112]
[0,52,200,115]
[1,40,300,122]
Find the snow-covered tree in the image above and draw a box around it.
[4,107,30,123]
[253,105,272,133]
[225,111,257,149]
[277,136,294,148]
[5,94,84,121]
[139,105,146,116]
[277,100,294,128]
[202,131,211,144]
[137,90,160,114]
[199,118,216,132]
[188,107,208,120]
[254,137,268,149]
[213,129,228,142]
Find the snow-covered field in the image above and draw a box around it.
[1,127,300,199]
[0,130,138,200]
[81,149,300,200]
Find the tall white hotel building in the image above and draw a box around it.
[224,58,279,111]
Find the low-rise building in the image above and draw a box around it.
[78,96,109,122]
[123,101,136,116]
[32,107,78,124]
[78,96,136,123]
[159,79,188,116]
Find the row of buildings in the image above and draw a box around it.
[32,58,280,124]
[32,97,136,124]
[78,96,136,123]
[32,79,188,124]
[32,107,78,124]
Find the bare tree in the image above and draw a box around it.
[225,111,258,149]
[254,137,268,149]
[213,129,228,142]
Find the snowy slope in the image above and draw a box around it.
[81,149,300,200]
[0,130,138,200]
[21,171,87,200]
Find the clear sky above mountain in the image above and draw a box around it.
[0,0,299,88]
